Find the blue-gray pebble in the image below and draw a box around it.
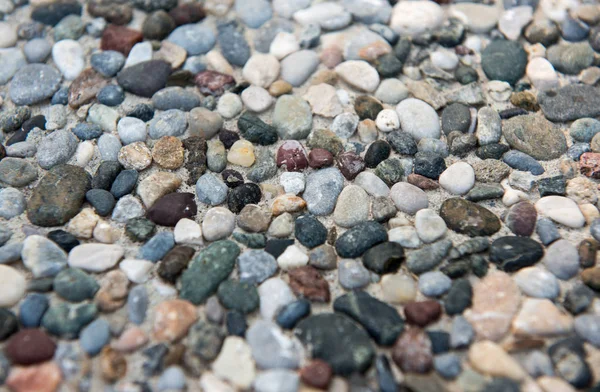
[128,285,149,325]
[138,232,175,262]
[79,318,111,356]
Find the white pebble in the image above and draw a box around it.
[174,218,204,245]
[439,162,475,195]
[279,172,305,195]
[375,109,400,132]
[277,245,308,270]
[431,49,459,70]
[68,244,124,272]
[75,141,95,167]
[52,39,85,80]
[241,86,273,113]
[415,209,447,244]
[270,32,299,60]
[120,259,154,284]
[0,265,25,307]
[258,277,296,320]
[217,93,243,119]
[124,42,153,68]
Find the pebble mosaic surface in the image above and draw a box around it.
[1,0,600,391]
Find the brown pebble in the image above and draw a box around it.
[288,266,331,302]
[238,204,272,233]
[68,68,109,109]
[112,327,148,353]
[268,80,293,97]
[158,246,195,284]
[509,91,539,112]
[152,136,185,169]
[308,148,334,169]
[100,24,143,56]
[407,173,439,190]
[195,70,235,96]
[4,329,56,365]
[169,3,206,25]
[391,328,433,374]
[88,0,133,25]
[582,267,600,291]
[579,239,598,268]
[311,69,337,85]
[100,347,127,382]
[6,362,62,392]
[153,299,198,342]
[300,359,333,389]
[277,140,309,172]
[95,270,129,312]
[404,301,442,327]
[320,46,343,69]
[337,152,365,180]
[504,201,537,237]
[358,41,391,61]
[271,194,307,216]
[580,152,600,179]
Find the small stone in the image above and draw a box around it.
[391,328,433,374]
[212,336,256,389]
[117,60,172,98]
[514,267,560,299]
[335,60,380,92]
[5,362,62,392]
[468,341,526,380]
[406,239,452,275]
[390,182,429,215]
[440,198,501,237]
[542,239,580,279]
[535,196,585,228]
[418,271,452,297]
[512,298,573,337]
[153,299,197,342]
[69,244,124,272]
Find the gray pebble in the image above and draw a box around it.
[303,167,345,216]
[0,188,26,219]
[195,173,228,206]
[434,353,462,380]
[10,64,62,105]
[238,250,278,284]
[79,318,111,356]
[0,48,27,85]
[0,242,23,264]
[23,38,51,63]
[418,271,452,297]
[406,239,452,274]
[112,195,145,223]
[152,87,201,111]
[128,285,148,325]
[450,315,474,348]
[149,109,187,139]
[536,218,561,245]
[280,50,319,87]
[167,24,216,55]
[98,134,122,161]
[37,129,78,169]
[338,259,371,290]
[91,51,125,77]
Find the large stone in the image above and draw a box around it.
[27,165,90,227]
[538,85,600,122]
[502,115,567,160]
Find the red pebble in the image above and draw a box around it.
[276,140,309,171]
[308,148,334,169]
[194,71,235,96]
[100,24,143,56]
[337,151,365,180]
[404,300,442,327]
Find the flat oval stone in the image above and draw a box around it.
[535,196,585,228]
[390,182,429,215]
[335,221,388,258]
[514,267,560,299]
[117,60,172,98]
[4,329,56,365]
[505,201,537,236]
[502,115,567,160]
[10,64,62,106]
[303,168,344,216]
[147,192,197,227]
[27,165,90,227]
[538,84,600,122]
[490,236,544,272]
[542,239,580,280]
[295,313,375,375]
[440,198,501,237]
[481,40,527,85]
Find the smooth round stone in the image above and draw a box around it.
[52,39,84,80]
[242,53,280,88]
[526,57,558,91]
[79,318,110,356]
[338,259,371,290]
[270,31,299,59]
[91,50,125,77]
[241,86,273,112]
[272,95,313,140]
[418,271,452,297]
[547,42,594,75]
[167,24,215,55]
[390,1,443,36]
[124,42,153,68]
[19,293,49,328]
[542,239,580,280]
[0,265,25,307]
[23,38,52,63]
[157,367,186,392]
[246,320,302,369]
[333,185,369,228]
[293,2,351,29]
[0,22,16,48]
[97,85,124,106]
[375,79,409,105]
[499,6,533,40]
[10,64,62,105]
[502,115,567,161]
[196,173,228,206]
[280,172,305,194]
[0,188,25,219]
[476,107,502,145]
[238,250,277,284]
[149,109,187,139]
[152,87,201,111]
[535,196,585,228]
[390,182,428,215]
[395,99,440,141]
[258,277,295,320]
[335,60,380,92]
[450,3,500,33]
[375,109,399,133]
[280,50,319,87]
[236,0,273,28]
[117,117,147,145]
[331,113,359,139]
[439,162,475,195]
[68,244,124,272]
[571,118,600,143]
[54,268,99,302]
[354,172,390,198]
[217,93,243,119]
[574,315,600,347]
[303,168,345,216]
[202,207,236,241]
[0,48,27,85]
[273,0,310,18]
[388,226,421,248]
[343,28,391,61]
[514,267,560,299]
[431,49,459,70]
[415,209,447,244]
[481,40,527,85]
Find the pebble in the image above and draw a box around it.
[167,24,215,55]
[212,336,256,389]
[515,267,560,299]
[303,168,344,215]
[24,38,51,63]
[415,209,447,244]
[439,162,475,195]
[242,53,280,88]
[390,182,429,214]
[468,341,526,380]
[80,318,111,356]
[68,244,124,272]
[333,185,369,227]
[117,60,172,98]
[196,173,228,206]
[0,48,26,85]
[390,1,443,35]
[542,239,580,279]
[539,84,600,122]
[535,196,585,228]
[481,40,527,85]
[153,299,197,342]
[294,2,351,29]
[202,207,235,241]
[335,60,380,92]
[149,109,187,139]
[512,298,573,337]
[280,50,319,87]
[10,64,62,105]
[395,98,440,141]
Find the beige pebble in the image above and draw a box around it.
[212,336,256,389]
[468,341,526,381]
[271,194,307,215]
[227,140,255,167]
[118,142,152,171]
[153,299,198,342]
[155,41,187,69]
[538,376,576,392]
[381,273,416,304]
[152,136,184,170]
[137,171,182,207]
[6,362,62,392]
[512,298,573,338]
[268,80,293,97]
[66,208,99,239]
[580,203,600,224]
[93,221,121,244]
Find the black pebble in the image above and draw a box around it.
[444,278,472,315]
[414,151,446,180]
[72,123,103,141]
[441,103,471,135]
[276,299,311,329]
[31,1,82,26]
[489,236,544,272]
[538,175,566,197]
[219,129,240,149]
[386,131,417,155]
[427,331,450,354]
[0,309,18,341]
[127,103,155,122]
[485,378,520,392]
[226,311,247,337]
[475,144,510,160]
[47,230,80,252]
[295,215,327,249]
[227,183,261,213]
[563,283,595,315]
[362,241,404,274]
[117,60,172,98]
[110,169,139,198]
[364,140,391,168]
[92,161,122,190]
[265,239,294,258]
[86,189,116,217]
[221,169,244,188]
[6,115,47,146]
